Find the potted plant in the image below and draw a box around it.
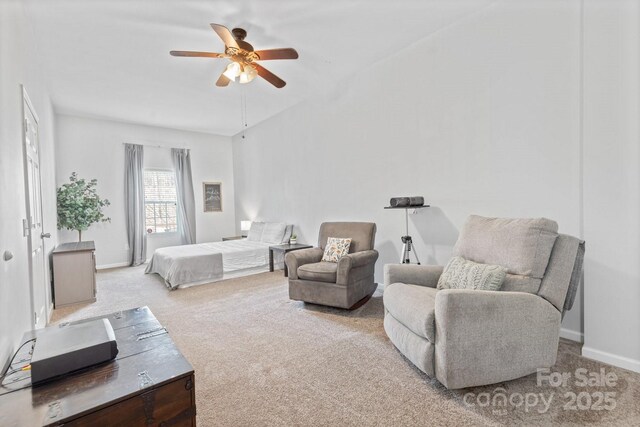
[57,172,111,242]
[290,233,297,245]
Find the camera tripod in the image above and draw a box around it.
[401,234,420,264]
[400,208,421,264]
[384,204,429,264]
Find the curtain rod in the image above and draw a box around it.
[122,142,190,150]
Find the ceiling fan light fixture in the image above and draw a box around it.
[239,65,258,84]
[223,61,242,80]
[170,24,297,89]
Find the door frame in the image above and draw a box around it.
[21,85,50,328]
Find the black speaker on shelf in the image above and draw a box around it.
[389,196,424,207]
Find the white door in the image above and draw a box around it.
[22,87,49,328]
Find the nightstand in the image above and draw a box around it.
[222,235,247,241]
[52,241,96,307]
[269,243,313,277]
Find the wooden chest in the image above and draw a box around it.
[0,307,196,426]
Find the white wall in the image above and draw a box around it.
[581,0,640,372]
[233,0,583,336]
[55,114,236,267]
[0,0,58,368]
[233,0,640,372]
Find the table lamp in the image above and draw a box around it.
[240,220,252,237]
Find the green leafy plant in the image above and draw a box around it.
[57,172,111,241]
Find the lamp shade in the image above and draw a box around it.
[239,65,258,84]
[240,221,252,232]
[223,62,242,80]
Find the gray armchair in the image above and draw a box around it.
[285,222,379,309]
[383,215,585,389]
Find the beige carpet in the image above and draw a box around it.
[52,267,640,426]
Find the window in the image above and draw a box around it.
[144,169,177,233]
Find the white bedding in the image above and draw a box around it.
[145,239,273,289]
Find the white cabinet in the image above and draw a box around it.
[52,241,96,308]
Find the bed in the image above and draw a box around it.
[145,222,292,289]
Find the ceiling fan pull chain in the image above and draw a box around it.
[241,90,248,140]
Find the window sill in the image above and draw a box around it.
[146,231,178,237]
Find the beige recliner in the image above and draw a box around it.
[383,215,585,389]
[285,222,379,309]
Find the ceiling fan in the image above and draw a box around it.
[170,24,298,89]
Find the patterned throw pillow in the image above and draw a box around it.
[322,237,352,263]
[437,256,507,291]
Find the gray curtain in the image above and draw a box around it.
[171,148,196,244]
[124,143,146,266]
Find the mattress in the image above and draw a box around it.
[145,239,273,289]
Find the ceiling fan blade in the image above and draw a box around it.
[210,23,239,49]
[170,50,225,58]
[216,73,231,87]
[253,63,286,88]
[254,48,299,61]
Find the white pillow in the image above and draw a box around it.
[437,256,506,291]
[247,222,265,241]
[261,222,287,244]
[281,225,293,243]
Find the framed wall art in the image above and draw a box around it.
[203,182,222,212]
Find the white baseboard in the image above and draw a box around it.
[560,327,583,343]
[96,262,130,270]
[582,346,640,373]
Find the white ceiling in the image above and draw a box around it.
[26,0,493,136]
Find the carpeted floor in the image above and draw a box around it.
[52,267,640,426]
